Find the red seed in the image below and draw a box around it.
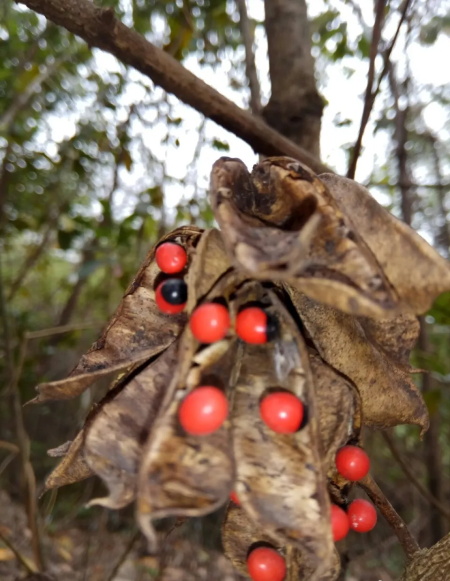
[230,491,240,505]
[236,307,268,344]
[247,547,286,581]
[155,242,187,274]
[189,303,230,343]
[331,504,350,542]
[348,499,377,533]
[335,445,370,481]
[178,386,228,435]
[259,392,304,433]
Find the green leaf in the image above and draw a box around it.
[212,138,229,151]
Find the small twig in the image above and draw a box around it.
[0,529,37,575]
[382,432,450,521]
[7,222,54,301]
[236,0,261,114]
[347,0,412,178]
[106,531,140,581]
[359,473,420,560]
[24,321,99,340]
[0,441,20,476]
[0,440,20,454]
[347,0,386,179]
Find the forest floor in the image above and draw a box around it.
[0,490,241,581]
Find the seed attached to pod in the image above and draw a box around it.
[155,241,187,274]
[155,279,187,314]
[190,303,230,343]
[335,445,370,481]
[348,499,377,533]
[259,391,304,433]
[331,504,350,542]
[178,386,228,435]
[236,307,277,344]
[229,491,240,505]
[247,546,286,581]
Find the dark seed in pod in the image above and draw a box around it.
[161,278,187,305]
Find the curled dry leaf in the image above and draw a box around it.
[286,287,428,431]
[84,340,181,509]
[33,226,202,404]
[319,173,450,315]
[43,227,232,498]
[44,431,93,491]
[210,157,398,318]
[137,335,237,544]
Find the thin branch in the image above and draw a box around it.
[105,531,140,581]
[7,222,54,301]
[9,335,45,571]
[15,0,331,174]
[382,432,450,521]
[347,0,413,178]
[359,473,420,560]
[388,63,414,226]
[24,321,98,340]
[0,530,37,575]
[236,0,261,114]
[347,0,387,179]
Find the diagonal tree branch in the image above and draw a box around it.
[15,0,331,175]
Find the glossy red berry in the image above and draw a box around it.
[259,392,304,433]
[155,279,187,314]
[236,307,277,344]
[189,303,230,343]
[230,491,240,505]
[178,386,228,435]
[348,499,377,533]
[247,547,286,581]
[331,504,350,542]
[335,445,370,481]
[155,242,187,274]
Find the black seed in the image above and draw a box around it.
[161,279,187,305]
[266,313,278,341]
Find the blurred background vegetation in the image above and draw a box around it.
[0,0,449,579]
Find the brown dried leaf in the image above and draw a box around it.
[320,173,450,314]
[309,350,361,472]
[84,340,181,509]
[185,227,232,312]
[137,334,238,543]
[33,226,202,403]
[210,157,398,318]
[44,431,93,491]
[287,287,428,430]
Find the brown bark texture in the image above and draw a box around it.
[400,532,450,581]
[15,0,331,174]
[263,0,323,158]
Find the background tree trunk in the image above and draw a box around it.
[262,0,323,157]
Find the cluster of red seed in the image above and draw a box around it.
[155,242,376,581]
[154,242,305,440]
[331,445,377,541]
